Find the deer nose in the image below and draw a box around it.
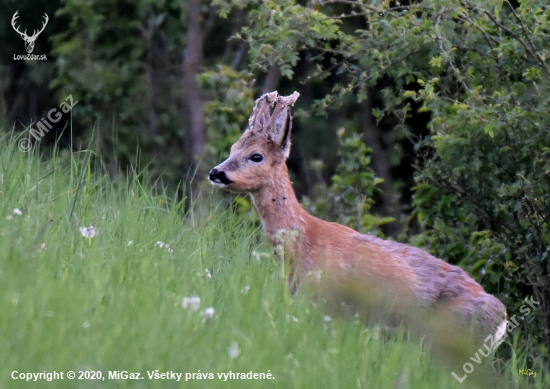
[209,169,232,185]
[209,168,221,182]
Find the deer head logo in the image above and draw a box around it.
[11,11,49,54]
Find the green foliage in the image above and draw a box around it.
[50,0,187,182]
[51,0,147,128]
[199,65,258,220]
[330,130,379,232]
[213,0,341,79]
[306,129,393,235]
[200,65,255,162]
[411,101,550,358]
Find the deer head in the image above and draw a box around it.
[11,11,49,54]
[209,91,300,192]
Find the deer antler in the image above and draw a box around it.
[277,91,300,107]
[248,91,278,132]
[268,91,300,127]
[11,11,28,39]
[248,91,300,133]
[30,13,49,39]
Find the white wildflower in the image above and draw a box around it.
[204,268,212,279]
[287,353,300,367]
[13,208,23,216]
[201,307,215,321]
[182,296,201,313]
[228,342,241,359]
[80,224,97,238]
[127,240,133,247]
[370,326,380,340]
[286,314,299,323]
[156,241,168,248]
[155,241,173,252]
[40,243,46,250]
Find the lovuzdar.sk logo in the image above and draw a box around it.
[12,10,48,61]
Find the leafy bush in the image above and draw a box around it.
[304,129,393,235]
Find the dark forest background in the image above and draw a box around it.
[1,0,549,370]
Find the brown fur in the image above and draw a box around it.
[210,91,507,342]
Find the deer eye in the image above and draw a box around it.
[249,154,263,163]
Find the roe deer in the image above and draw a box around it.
[209,91,507,343]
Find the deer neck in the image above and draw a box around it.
[250,167,306,243]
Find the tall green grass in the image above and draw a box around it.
[0,134,546,388]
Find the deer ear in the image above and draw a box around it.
[271,107,292,158]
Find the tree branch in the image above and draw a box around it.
[434,12,474,95]
[456,12,500,47]
[469,1,550,77]
[503,0,550,77]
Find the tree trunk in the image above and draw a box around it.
[545,293,550,370]
[142,9,159,137]
[183,0,206,182]
[539,270,550,369]
[360,96,401,237]
[261,65,282,94]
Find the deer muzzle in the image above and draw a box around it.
[209,168,233,187]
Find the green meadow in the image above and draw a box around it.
[0,134,546,389]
